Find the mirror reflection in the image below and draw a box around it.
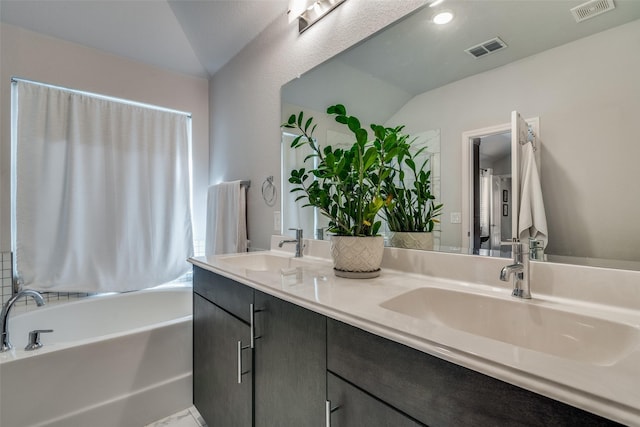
[281,0,640,270]
[468,128,516,252]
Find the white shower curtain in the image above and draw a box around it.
[479,169,493,239]
[13,81,193,292]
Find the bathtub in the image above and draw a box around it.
[0,287,193,427]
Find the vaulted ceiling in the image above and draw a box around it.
[0,0,290,78]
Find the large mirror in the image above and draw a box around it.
[281,0,640,270]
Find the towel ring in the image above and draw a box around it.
[262,176,277,207]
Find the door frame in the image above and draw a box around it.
[461,117,539,250]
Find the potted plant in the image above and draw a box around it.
[382,139,444,250]
[282,104,406,278]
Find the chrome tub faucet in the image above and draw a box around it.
[500,240,531,299]
[278,228,304,258]
[1,289,46,352]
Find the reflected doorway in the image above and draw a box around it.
[461,112,540,255]
[472,133,512,252]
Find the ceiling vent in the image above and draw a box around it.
[464,37,507,59]
[570,0,615,23]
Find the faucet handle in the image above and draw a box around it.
[25,329,53,351]
[288,228,303,239]
[528,238,545,260]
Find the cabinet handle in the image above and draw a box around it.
[325,400,340,427]
[237,340,251,384]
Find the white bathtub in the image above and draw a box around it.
[0,287,193,427]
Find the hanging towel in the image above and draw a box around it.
[518,142,548,248]
[205,181,248,255]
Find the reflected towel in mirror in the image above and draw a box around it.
[518,142,548,247]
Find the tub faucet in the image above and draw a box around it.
[500,240,531,299]
[1,290,46,352]
[279,228,304,258]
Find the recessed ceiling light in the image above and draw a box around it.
[433,10,454,25]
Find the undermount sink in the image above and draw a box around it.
[380,287,638,365]
[218,252,313,272]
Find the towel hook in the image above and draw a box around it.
[526,125,538,151]
[262,176,277,207]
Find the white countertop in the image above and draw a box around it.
[189,237,640,426]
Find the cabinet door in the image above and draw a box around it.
[254,291,327,427]
[193,294,252,427]
[327,372,424,427]
[328,319,618,426]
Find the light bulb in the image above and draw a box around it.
[433,11,454,25]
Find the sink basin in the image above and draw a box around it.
[218,253,311,272]
[380,287,638,365]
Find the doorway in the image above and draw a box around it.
[461,113,540,254]
[472,132,512,252]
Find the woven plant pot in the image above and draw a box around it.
[330,235,384,279]
[388,232,434,251]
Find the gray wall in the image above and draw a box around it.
[388,20,640,260]
[209,0,426,250]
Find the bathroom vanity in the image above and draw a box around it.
[190,238,640,426]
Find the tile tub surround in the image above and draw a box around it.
[1,251,14,305]
[1,251,98,307]
[189,235,640,426]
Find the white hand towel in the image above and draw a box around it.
[205,181,248,255]
[518,143,548,248]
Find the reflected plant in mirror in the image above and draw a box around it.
[281,1,640,270]
[282,104,404,237]
[382,140,444,250]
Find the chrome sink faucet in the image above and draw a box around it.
[1,289,46,352]
[500,240,531,299]
[278,228,304,258]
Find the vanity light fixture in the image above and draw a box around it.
[433,10,454,25]
[288,0,347,33]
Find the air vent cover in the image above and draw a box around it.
[464,37,507,59]
[571,0,615,23]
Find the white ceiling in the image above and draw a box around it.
[283,0,640,124]
[0,0,290,78]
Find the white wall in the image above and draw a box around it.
[0,23,209,251]
[209,0,426,250]
[388,20,640,261]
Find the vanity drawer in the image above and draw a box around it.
[193,266,254,323]
[327,319,618,426]
[327,372,423,427]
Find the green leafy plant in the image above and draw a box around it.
[282,104,407,237]
[382,142,444,232]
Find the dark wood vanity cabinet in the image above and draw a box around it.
[193,266,620,427]
[327,372,424,426]
[327,319,620,427]
[193,293,253,426]
[193,268,254,426]
[253,289,327,426]
[193,267,326,427]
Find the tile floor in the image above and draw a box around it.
[145,406,207,427]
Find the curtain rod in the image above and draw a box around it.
[11,76,192,118]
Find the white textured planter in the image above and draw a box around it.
[330,235,384,278]
[388,231,434,251]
